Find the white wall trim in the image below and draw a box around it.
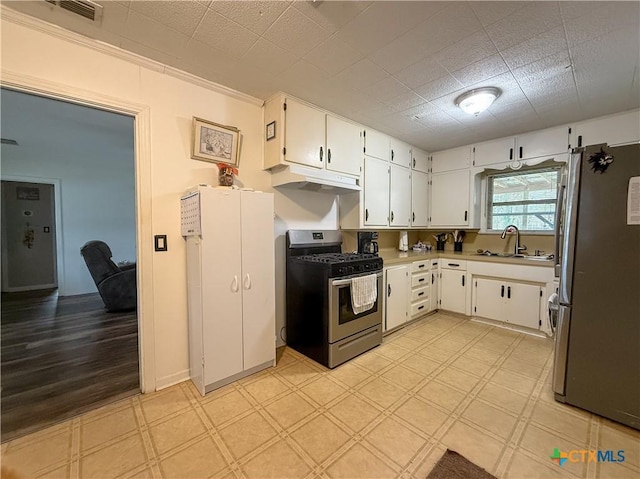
[0,175,65,294]
[0,6,264,108]
[155,369,190,391]
[1,73,157,394]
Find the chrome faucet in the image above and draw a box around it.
[501,224,526,255]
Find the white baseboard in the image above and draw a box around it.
[155,369,190,391]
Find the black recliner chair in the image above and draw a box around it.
[80,240,137,312]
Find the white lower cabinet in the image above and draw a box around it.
[473,277,542,330]
[410,260,430,318]
[439,261,467,314]
[384,265,409,331]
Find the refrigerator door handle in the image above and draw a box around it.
[559,151,582,305]
[554,175,566,278]
[552,305,571,398]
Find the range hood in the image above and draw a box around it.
[271,164,360,194]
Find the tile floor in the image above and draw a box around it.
[2,312,639,479]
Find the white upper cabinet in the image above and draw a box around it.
[412,148,429,173]
[282,97,326,168]
[363,156,390,226]
[363,128,390,161]
[431,146,471,173]
[389,164,411,227]
[473,126,569,167]
[473,137,516,166]
[390,137,412,168]
[515,125,569,161]
[573,109,640,148]
[430,169,470,227]
[411,170,429,227]
[326,114,362,176]
[263,94,361,176]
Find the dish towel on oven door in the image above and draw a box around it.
[351,274,378,314]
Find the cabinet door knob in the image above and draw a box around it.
[462,275,465,287]
[413,158,416,168]
[244,273,251,290]
[232,275,239,293]
[509,148,513,160]
[464,210,468,222]
[327,148,331,163]
[390,211,394,222]
[432,273,434,284]
[519,146,523,158]
[412,212,415,222]
[501,285,505,297]
[319,146,323,162]
[507,286,511,299]
[365,209,369,221]
[391,149,395,161]
[387,284,392,297]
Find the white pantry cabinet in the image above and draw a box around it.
[385,265,409,331]
[263,94,361,176]
[439,260,467,314]
[473,277,541,330]
[183,187,275,395]
[411,170,429,227]
[390,137,412,168]
[389,164,412,227]
[430,169,470,227]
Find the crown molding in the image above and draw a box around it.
[0,6,264,107]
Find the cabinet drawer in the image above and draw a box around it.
[441,259,467,270]
[411,272,430,287]
[411,285,429,302]
[411,260,430,273]
[411,299,430,317]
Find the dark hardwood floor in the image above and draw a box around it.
[1,289,139,442]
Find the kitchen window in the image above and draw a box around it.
[487,166,561,232]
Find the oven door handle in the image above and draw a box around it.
[331,271,383,287]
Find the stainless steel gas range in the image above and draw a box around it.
[285,230,383,368]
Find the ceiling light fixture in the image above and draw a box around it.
[455,87,501,115]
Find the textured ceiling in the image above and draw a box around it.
[3,1,639,152]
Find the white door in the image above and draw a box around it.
[326,115,362,176]
[412,148,429,173]
[430,262,439,312]
[363,156,390,226]
[473,137,516,166]
[363,128,389,161]
[200,188,244,385]
[431,146,470,173]
[284,98,325,168]
[430,169,470,227]
[240,191,276,370]
[504,282,541,329]
[389,164,411,227]
[473,277,505,321]
[440,269,466,314]
[411,170,429,227]
[385,265,408,331]
[1,181,57,291]
[390,137,412,168]
[516,126,568,160]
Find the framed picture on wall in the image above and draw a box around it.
[191,117,240,167]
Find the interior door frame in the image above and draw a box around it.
[1,176,63,293]
[0,74,156,393]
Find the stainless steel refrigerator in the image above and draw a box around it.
[552,143,640,430]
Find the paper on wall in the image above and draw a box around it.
[628,176,640,225]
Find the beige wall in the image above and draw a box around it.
[1,14,339,389]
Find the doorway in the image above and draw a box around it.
[0,88,140,441]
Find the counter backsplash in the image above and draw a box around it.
[342,230,554,256]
